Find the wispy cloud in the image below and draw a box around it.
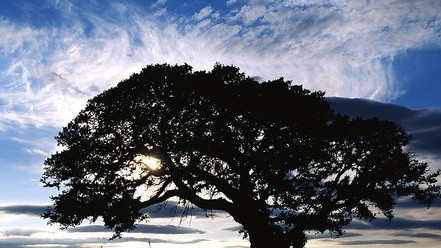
[226,0,239,6]
[0,201,217,219]
[0,204,50,216]
[10,136,56,156]
[347,217,441,230]
[153,7,167,17]
[0,0,440,132]
[151,0,167,9]
[393,231,441,240]
[193,6,213,21]
[0,236,209,248]
[338,239,416,245]
[1,228,48,237]
[69,224,205,234]
[141,201,221,219]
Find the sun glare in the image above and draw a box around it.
[134,155,161,170]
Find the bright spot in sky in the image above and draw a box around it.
[134,155,161,171]
[118,155,162,181]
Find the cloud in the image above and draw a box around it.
[23,148,48,156]
[228,4,267,25]
[141,201,221,218]
[1,228,46,237]
[223,224,363,240]
[153,7,167,17]
[0,236,209,248]
[395,197,441,209]
[338,239,416,245]
[223,225,242,232]
[394,231,441,240]
[307,232,362,240]
[328,97,441,160]
[193,6,213,21]
[0,201,218,220]
[0,205,51,216]
[0,17,148,129]
[69,224,205,234]
[151,0,167,9]
[347,217,441,230]
[10,136,56,157]
[123,237,209,244]
[0,0,440,130]
[226,0,239,6]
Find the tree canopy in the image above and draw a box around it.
[42,63,440,248]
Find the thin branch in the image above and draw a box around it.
[139,189,181,208]
[156,149,235,214]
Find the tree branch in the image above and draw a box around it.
[187,158,238,201]
[139,189,180,209]
[155,149,235,214]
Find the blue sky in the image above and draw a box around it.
[0,0,441,247]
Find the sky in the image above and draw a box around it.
[0,0,441,247]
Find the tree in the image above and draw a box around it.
[42,63,440,248]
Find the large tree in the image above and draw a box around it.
[42,63,440,248]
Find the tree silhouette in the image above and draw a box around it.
[42,63,440,248]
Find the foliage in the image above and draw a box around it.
[42,63,440,248]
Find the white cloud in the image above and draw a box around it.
[152,0,167,9]
[0,0,440,130]
[0,205,249,248]
[112,2,128,13]
[153,7,167,17]
[212,11,221,20]
[10,137,56,155]
[8,136,58,175]
[223,0,441,99]
[193,6,213,21]
[282,0,343,6]
[227,0,239,6]
[228,4,266,25]
[23,148,49,157]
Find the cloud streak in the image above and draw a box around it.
[338,239,416,245]
[69,224,205,234]
[0,0,440,129]
[328,97,441,160]
[347,217,441,231]
[0,205,50,216]
[141,201,221,218]
[393,231,441,240]
[0,201,217,219]
[0,236,209,248]
[1,228,46,237]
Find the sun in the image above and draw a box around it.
[134,155,161,171]
[118,155,162,181]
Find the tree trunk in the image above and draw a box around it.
[249,233,290,248]
[232,203,305,248]
[247,225,306,248]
